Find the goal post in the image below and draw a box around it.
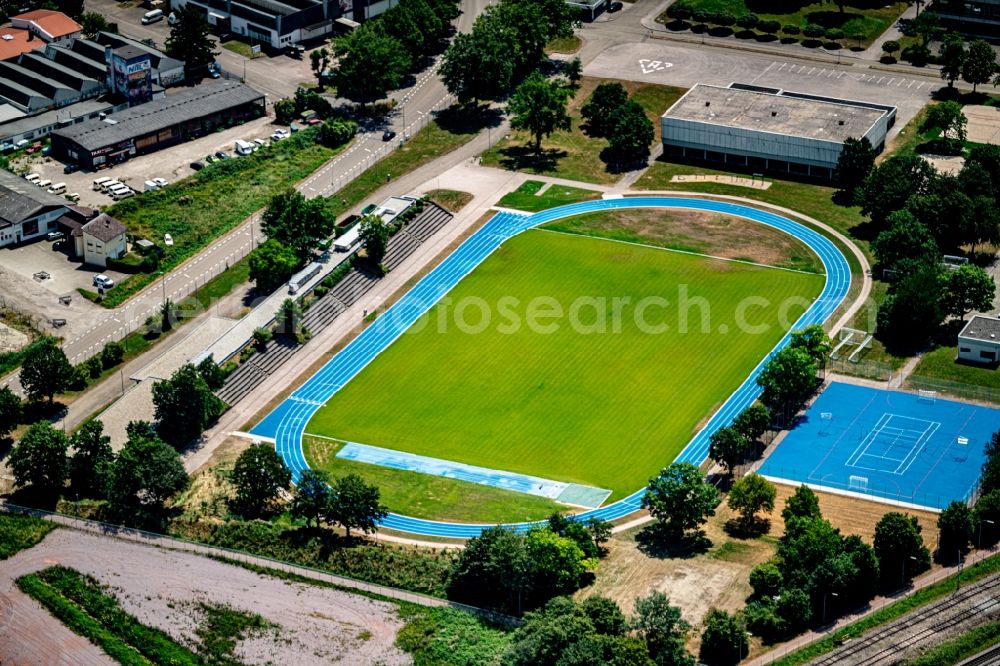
[917,390,937,404]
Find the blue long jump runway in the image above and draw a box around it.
[251,197,852,538]
[759,382,998,510]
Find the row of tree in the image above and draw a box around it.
[841,147,1000,347]
[580,82,656,164]
[440,0,575,105]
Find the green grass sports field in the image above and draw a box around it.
[305,228,823,507]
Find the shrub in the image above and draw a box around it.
[252,327,272,348]
[101,341,124,369]
[882,39,900,55]
[693,8,710,23]
[711,11,737,26]
[736,13,759,29]
[759,19,781,34]
[85,356,102,379]
[824,28,844,40]
[902,44,931,66]
[803,23,825,38]
[782,24,800,36]
[666,4,692,20]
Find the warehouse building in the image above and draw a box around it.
[0,168,71,247]
[50,79,266,170]
[661,83,897,180]
[171,0,340,49]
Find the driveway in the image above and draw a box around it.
[0,239,125,296]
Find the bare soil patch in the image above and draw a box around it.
[544,208,824,274]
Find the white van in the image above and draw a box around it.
[141,9,164,24]
[108,183,131,195]
[144,180,159,192]
[93,176,111,190]
[234,139,255,156]
[111,188,134,200]
[36,179,51,189]
[167,12,179,26]
[24,173,40,183]
[47,182,66,194]
[100,179,122,192]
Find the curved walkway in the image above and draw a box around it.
[252,197,852,538]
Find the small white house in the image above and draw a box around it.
[80,213,127,268]
[957,315,1000,365]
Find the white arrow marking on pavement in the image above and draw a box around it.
[638,59,674,74]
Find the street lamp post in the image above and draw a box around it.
[979,518,995,550]
[823,591,839,625]
[902,555,918,589]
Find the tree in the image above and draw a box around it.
[548,513,600,559]
[358,213,390,268]
[197,355,226,391]
[873,512,931,589]
[525,528,592,598]
[329,473,388,538]
[261,190,336,259]
[944,264,995,321]
[632,591,695,666]
[317,117,357,148]
[8,421,68,497]
[983,430,1000,494]
[20,338,73,404]
[608,99,655,162]
[0,385,21,439]
[160,298,177,332]
[106,426,189,526]
[727,473,776,526]
[856,154,938,230]
[507,71,571,154]
[440,24,514,104]
[777,516,843,589]
[164,5,218,78]
[449,526,531,614]
[273,97,296,124]
[80,11,111,39]
[749,561,783,598]
[580,595,628,636]
[699,608,748,666]
[877,263,946,346]
[152,363,225,448]
[642,462,720,537]
[967,145,1000,192]
[276,298,303,339]
[905,183,975,249]
[782,484,822,522]
[925,101,968,145]
[790,324,832,370]
[939,33,966,88]
[871,211,939,272]
[964,39,997,93]
[101,341,124,369]
[581,82,629,138]
[333,26,410,106]
[833,136,877,199]
[905,11,942,47]
[309,46,330,92]
[937,500,975,561]
[249,239,300,294]
[976,489,1000,546]
[882,40,900,60]
[732,404,771,451]
[708,426,748,477]
[291,468,333,529]
[755,346,816,423]
[564,57,583,88]
[68,420,113,499]
[229,443,291,519]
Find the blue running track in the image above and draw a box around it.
[251,197,852,538]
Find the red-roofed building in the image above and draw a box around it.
[0,28,43,62]
[11,10,82,44]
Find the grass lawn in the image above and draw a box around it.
[304,436,564,523]
[99,129,343,308]
[666,0,908,46]
[907,345,1000,401]
[305,228,823,514]
[424,189,473,213]
[546,35,582,54]
[0,512,55,559]
[497,180,602,212]
[221,40,263,59]
[481,78,686,185]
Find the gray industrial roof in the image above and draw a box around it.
[0,99,114,141]
[959,315,1000,342]
[663,84,887,143]
[0,168,68,227]
[82,213,126,242]
[53,80,265,151]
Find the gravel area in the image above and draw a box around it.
[0,529,409,665]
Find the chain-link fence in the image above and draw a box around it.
[904,375,1000,406]
[827,357,894,383]
[760,467,967,511]
[0,501,520,627]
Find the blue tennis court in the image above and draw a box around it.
[759,381,999,510]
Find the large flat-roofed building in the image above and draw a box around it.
[931,0,1000,33]
[171,0,339,48]
[661,83,897,180]
[50,79,265,170]
[0,168,70,247]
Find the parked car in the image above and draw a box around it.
[215,150,230,160]
[63,163,79,174]
[271,129,289,141]
[307,117,322,126]
[205,154,216,163]
[15,139,28,148]
[46,231,65,241]
[152,177,168,187]
[382,130,396,141]
[253,138,268,149]
[190,160,205,171]
[0,142,14,153]
[164,233,174,246]
[93,274,115,289]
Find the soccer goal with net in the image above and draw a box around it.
[830,327,873,364]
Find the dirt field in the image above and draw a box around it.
[547,208,824,274]
[963,105,1000,145]
[0,528,408,665]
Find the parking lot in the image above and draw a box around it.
[1,238,126,296]
[15,116,287,209]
